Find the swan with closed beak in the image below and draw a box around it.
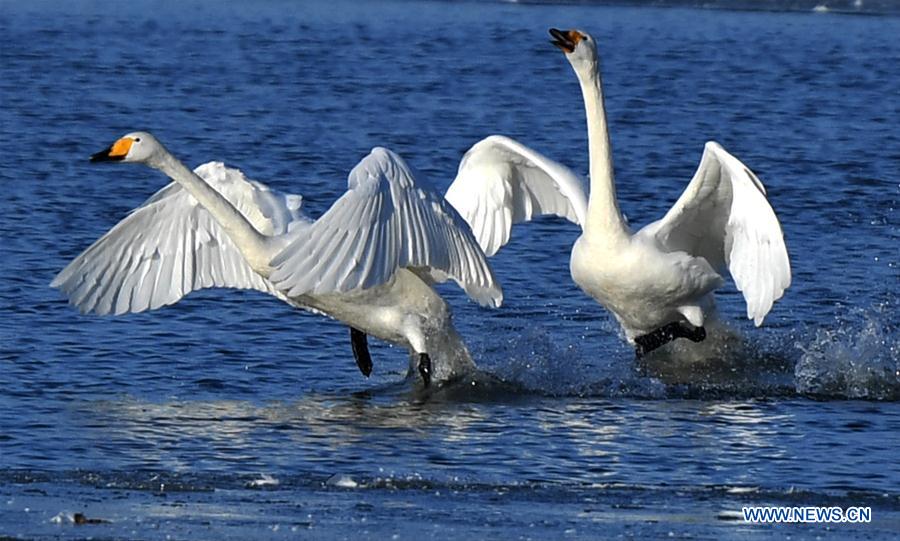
[53,132,501,386]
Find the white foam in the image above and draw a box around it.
[326,474,359,489]
[248,474,279,488]
[49,511,73,524]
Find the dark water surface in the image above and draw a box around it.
[1,0,898,539]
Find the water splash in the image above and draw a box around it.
[462,311,900,401]
[466,324,670,398]
[795,304,900,400]
[486,325,600,395]
[463,319,801,399]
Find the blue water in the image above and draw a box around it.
[1,0,899,539]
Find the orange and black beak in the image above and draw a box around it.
[549,28,581,53]
[90,137,133,162]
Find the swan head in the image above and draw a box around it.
[90,131,162,164]
[549,28,597,71]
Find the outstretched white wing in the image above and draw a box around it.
[51,162,306,315]
[640,142,791,325]
[444,135,588,256]
[269,147,501,307]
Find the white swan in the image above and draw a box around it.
[52,132,501,385]
[446,29,791,355]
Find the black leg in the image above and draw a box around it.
[418,353,432,388]
[685,325,707,342]
[350,327,373,377]
[634,322,707,357]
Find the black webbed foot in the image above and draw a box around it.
[634,322,707,357]
[349,327,373,377]
[418,353,432,388]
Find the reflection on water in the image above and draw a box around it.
[58,384,899,497]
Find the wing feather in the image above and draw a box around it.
[445,135,588,256]
[640,142,791,325]
[269,148,501,307]
[52,162,306,315]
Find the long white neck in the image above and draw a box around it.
[576,62,628,240]
[147,149,274,272]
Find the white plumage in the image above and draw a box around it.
[51,162,303,315]
[446,29,790,351]
[445,135,587,257]
[53,132,500,384]
[640,142,791,326]
[270,148,499,307]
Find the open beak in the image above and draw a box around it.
[90,137,133,163]
[549,28,580,53]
